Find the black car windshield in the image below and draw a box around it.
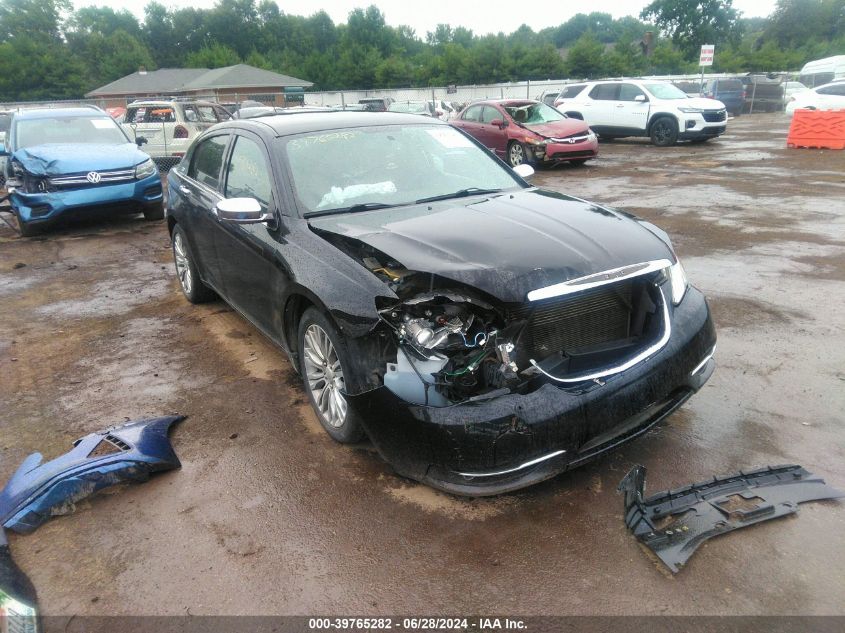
[282,124,523,215]
[15,116,128,148]
[643,83,690,100]
[503,102,566,124]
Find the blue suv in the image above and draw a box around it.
[0,107,163,236]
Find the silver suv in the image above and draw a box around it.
[121,100,232,166]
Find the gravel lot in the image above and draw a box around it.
[0,113,843,617]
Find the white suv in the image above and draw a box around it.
[121,100,232,166]
[554,80,728,146]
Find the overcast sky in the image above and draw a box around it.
[74,0,779,36]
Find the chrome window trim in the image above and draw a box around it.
[526,258,672,302]
[456,449,567,478]
[527,286,672,384]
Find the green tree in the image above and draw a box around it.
[186,43,241,68]
[641,0,743,58]
[564,32,606,78]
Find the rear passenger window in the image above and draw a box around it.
[125,107,175,123]
[182,105,220,123]
[589,84,619,100]
[224,136,272,209]
[560,84,586,98]
[188,135,228,190]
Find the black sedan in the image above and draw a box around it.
[165,111,716,496]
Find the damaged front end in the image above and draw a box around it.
[318,229,717,495]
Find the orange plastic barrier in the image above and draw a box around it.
[787,108,845,150]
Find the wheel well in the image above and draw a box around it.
[564,111,583,120]
[283,293,316,371]
[648,113,679,133]
[167,215,177,235]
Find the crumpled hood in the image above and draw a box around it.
[12,143,148,175]
[524,119,590,138]
[309,189,673,303]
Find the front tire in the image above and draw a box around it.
[649,116,679,146]
[14,208,39,237]
[298,307,365,444]
[171,224,215,303]
[507,141,531,167]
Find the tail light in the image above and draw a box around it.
[173,125,189,139]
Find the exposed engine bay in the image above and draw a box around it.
[352,242,666,408]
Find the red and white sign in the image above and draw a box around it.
[699,45,715,66]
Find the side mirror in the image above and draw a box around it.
[135,136,148,147]
[216,197,272,224]
[489,118,505,128]
[634,94,647,103]
[513,164,534,181]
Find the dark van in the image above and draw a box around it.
[701,78,744,115]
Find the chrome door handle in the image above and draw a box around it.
[179,186,191,195]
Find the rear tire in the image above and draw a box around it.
[298,307,365,444]
[649,116,679,147]
[171,224,215,303]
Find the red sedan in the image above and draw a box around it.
[450,99,598,167]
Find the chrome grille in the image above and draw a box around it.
[548,133,591,143]
[49,168,135,188]
[508,281,634,357]
[702,109,727,122]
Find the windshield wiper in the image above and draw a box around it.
[415,188,504,204]
[304,202,397,218]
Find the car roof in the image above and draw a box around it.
[129,100,217,107]
[225,111,446,137]
[13,107,110,120]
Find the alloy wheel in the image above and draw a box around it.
[173,232,193,295]
[303,323,347,428]
[653,122,672,144]
[509,143,525,166]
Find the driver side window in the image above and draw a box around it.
[480,106,501,124]
[224,136,273,211]
[619,83,646,101]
